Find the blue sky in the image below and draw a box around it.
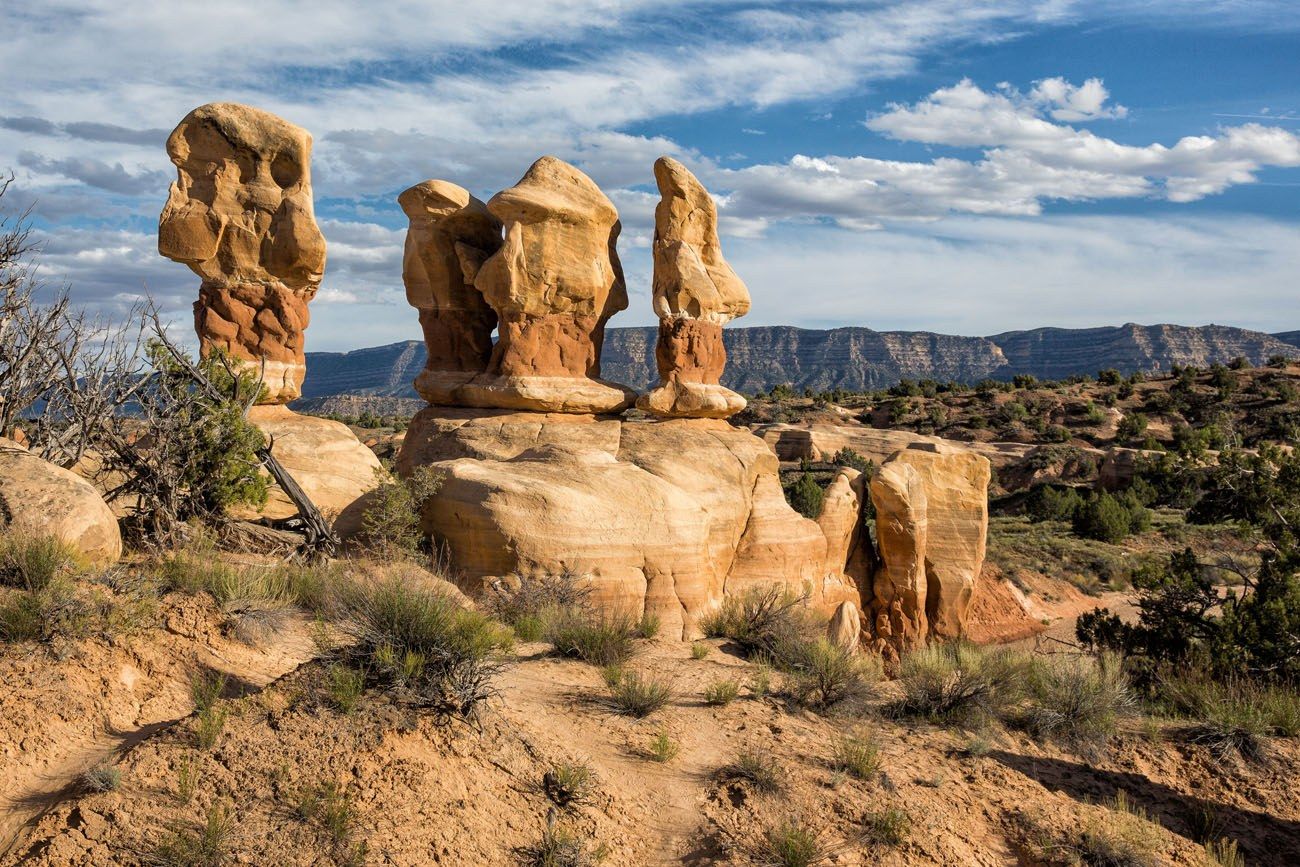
[2,0,1297,350]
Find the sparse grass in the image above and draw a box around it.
[486,569,590,638]
[1021,652,1133,753]
[1071,791,1163,867]
[1203,838,1245,867]
[549,609,640,667]
[175,756,197,804]
[523,818,608,867]
[0,532,83,591]
[190,671,227,750]
[647,730,679,763]
[962,734,994,757]
[636,611,661,639]
[297,781,356,847]
[749,662,773,698]
[862,807,911,846]
[325,663,365,714]
[604,671,673,718]
[600,663,625,688]
[704,678,741,706]
[757,818,829,867]
[897,641,1026,725]
[724,748,785,793]
[783,638,879,711]
[691,642,710,660]
[147,802,235,867]
[831,731,881,780]
[81,763,122,793]
[544,760,595,807]
[1158,675,1293,762]
[700,585,808,658]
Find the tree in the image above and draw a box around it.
[786,472,825,519]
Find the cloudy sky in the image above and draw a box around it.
[2,0,1298,350]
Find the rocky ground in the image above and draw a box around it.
[2,563,1298,866]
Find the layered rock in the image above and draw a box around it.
[396,410,859,639]
[456,157,635,414]
[0,439,122,565]
[866,442,991,656]
[159,103,326,404]
[637,157,750,419]
[398,181,502,404]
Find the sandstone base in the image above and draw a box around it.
[243,406,384,524]
[637,380,746,419]
[397,408,862,639]
[453,374,637,414]
[414,369,479,405]
[0,439,122,565]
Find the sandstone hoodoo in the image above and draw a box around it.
[159,102,326,405]
[457,156,636,414]
[637,156,751,419]
[398,180,503,405]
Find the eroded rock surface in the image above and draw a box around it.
[458,157,634,413]
[159,103,325,403]
[0,439,122,565]
[638,157,749,419]
[397,410,859,639]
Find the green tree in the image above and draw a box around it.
[786,472,825,520]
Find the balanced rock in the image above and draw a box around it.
[637,157,750,419]
[399,181,502,404]
[397,410,860,639]
[457,157,635,414]
[159,103,326,404]
[0,439,122,565]
[866,442,990,654]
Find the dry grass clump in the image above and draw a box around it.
[190,671,228,750]
[0,532,83,590]
[544,760,595,807]
[1203,838,1245,867]
[80,763,122,793]
[549,609,640,667]
[145,801,235,867]
[1017,791,1164,867]
[1021,652,1134,753]
[523,815,608,867]
[297,781,364,860]
[704,678,741,706]
[783,638,880,711]
[756,818,830,867]
[723,747,785,793]
[897,641,1026,725]
[603,669,673,718]
[487,568,590,641]
[862,807,911,846]
[691,641,710,660]
[646,729,679,763]
[1158,673,1300,762]
[700,585,807,657]
[0,532,92,643]
[831,730,882,780]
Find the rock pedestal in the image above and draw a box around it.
[637,157,750,419]
[399,181,502,404]
[456,156,635,414]
[158,103,326,404]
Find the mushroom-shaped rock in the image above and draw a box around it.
[398,180,503,404]
[159,103,326,404]
[458,156,635,414]
[637,157,750,419]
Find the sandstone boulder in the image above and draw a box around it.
[637,157,750,419]
[159,103,326,403]
[398,181,503,404]
[827,600,862,653]
[868,459,928,653]
[397,410,859,639]
[0,439,122,565]
[458,157,635,414]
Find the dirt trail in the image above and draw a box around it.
[0,600,318,859]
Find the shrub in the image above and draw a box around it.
[1021,652,1133,753]
[831,448,874,475]
[0,533,81,591]
[357,465,442,559]
[724,748,784,793]
[604,671,673,718]
[81,763,122,793]
[523,820,607,867]
[1025,486,1084,523]
[326,664,365,714]
[1073,491,1149,543]
[758,819,828,867]
[785,472,825,519]
[174,756,197,804]
[148,802,235,867]
[1204,839,1245,867]
[297,781,356,847]
[647,730,679,763]
[703,678,741,706]
[1117,412,1149,441]
[636,611,661,639]
[749,662,774,699]
[700,585,809,658]
[897,641,1025,725]
[548,610,639,667]
[1159,675,1290,762]
[0,577,88,643]
[862,808,910,846]
[544,760,595,807]
[690,642,710,660]
[783,638,878,711]
[486,569,589,636]
[831,731,881,780]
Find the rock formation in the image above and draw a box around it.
[399,181,503,404]
[866,442,991,656]
[0,439,122,565]
[159,103,326,404]
[455,156,635,414]
[396,409,860,639]
[637,157,750,419]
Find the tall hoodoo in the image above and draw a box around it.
[158,102,326,404]
[457,156,635,414]
[637,156,750,419]
[399,180,503,404]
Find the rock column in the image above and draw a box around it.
[158,103,326,403]
[637,157,750,419]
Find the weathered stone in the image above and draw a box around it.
[827,600,862,653]
[0,439,122,565]
[397,411,859,639]
[398,180,502,404]
[458,157,634,414]
[868,460,928,655]
[159,103,325,403]
[638,157,749,419]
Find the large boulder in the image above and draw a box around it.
[397,409,860,639]
[0,439,122,565]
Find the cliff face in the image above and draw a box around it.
[298,324,1299,400]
